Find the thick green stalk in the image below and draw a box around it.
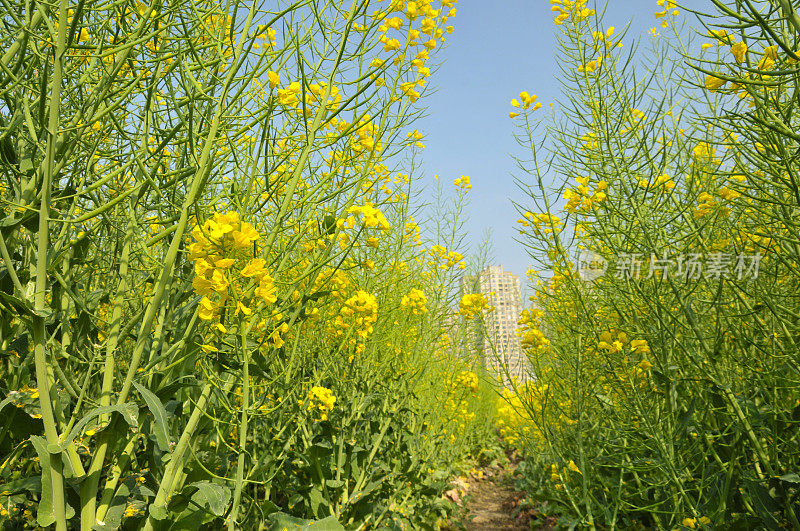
[81,218,134,530]
[142,381,218,531]
[93,431,139,523]
[0,10,42,72]
[227,326,251,530]
[575,335,595,529]
[31,0,70,528]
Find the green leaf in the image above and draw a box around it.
[677,397,696,434]
[59,403,138,451]
[307,516,345,530]
[30,436,55,527]
[346,475,387,506]
[155,376,198,401]
[287,493,303,511]
[92,477,132,530]
[308,486,326,518]
[0,395,15,415]
[325,479,344,489]
[322,215,337,235]
[777,473,800,484]
[189,481,230,516]
[743,479,782,528]
[594,393,614,409]
[30,436,75,526]
[133,381,172,453]
[266,512,344,531]
[260,499,279,517]
[165,482,231,531]
[149,504,169,521]
[0,290,35,319]
[0,476,41,496]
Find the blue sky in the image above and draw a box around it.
[417,0,666,285]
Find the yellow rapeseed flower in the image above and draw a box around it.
[308,386,336,420]
[459,293,489,319]
[704,74,726,91]
[731,41,747,63]
[267,70,280,89]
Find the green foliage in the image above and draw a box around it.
[511,0,800,529]
[0,0,498,529]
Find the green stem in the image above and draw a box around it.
[32,0,70,527]
[0,231,23,295]
[228,326,251,530]
[143,381,218,531]
[94,431,140,524]
[81,217,134,531]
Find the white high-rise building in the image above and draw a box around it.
[460,265,528,387]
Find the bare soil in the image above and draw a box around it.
[463,466,526,530]
[443,452,556,530]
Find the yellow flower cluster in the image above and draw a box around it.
[459,293,489,319]
[548,460,582,490]
[592,27,615,43]
[348,202,391,231]
[400,288,428,315]
[333,290,379,354]
[276,82,301,105]
[370,0,457,102]
[123,503,146,518]
[595,331,653,378]
[187,212,291,354]
[704,74,727,92]
[273,79,342,112]
[266,316,291,349]
[693,141,716,161]
[441,395,477,442]
[550,0,594,26]
[453,175,471,190]
[455,370,478,393]
[517,212,563,234]
[704,43,781,97]
[509,91,541,118]
[694,190,736,219]
[308,386,336,421]
[517,308,550,353]
[401,217,421,246]
[653,0,678,29]
[495,386,536,447]
[681,516,712,529]
[315,268,351,299]
[731,41,747,63]
[189,212,277,323]
[351,118,380,152]
[757,45,778,70]
[718,186,742,202]
[578,55,603,73]
[189,211,259,257]
[638,173,676,193]
[563,176,608,212]
[427,244,465,269]
[253,24,277,48]
[440,368,481,440]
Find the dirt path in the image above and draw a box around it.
[463,466,525,530]
[444,455,554,530]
